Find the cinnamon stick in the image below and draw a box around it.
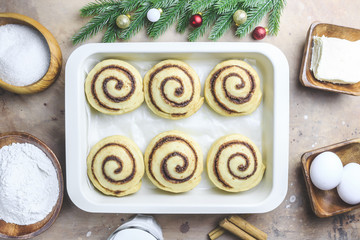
[228,215,267,240]
[208,226,225,240]
[219,218,256,240]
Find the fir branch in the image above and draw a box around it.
[214,0,244,14]
[72,9,120,45]
[152,0,179,9]
[209,9,237,41]
[268,0,286,35]
[235,0,273,38]
[73,0,286,44]
[188,8,218,42]
[176,1,192,33]
[119,3,151,40]
[148,0,187,39]
[119,0,144,13]
[102,19,120,42]
[79,0,120,17]
[243,0,267,8]
[189,0,217,14]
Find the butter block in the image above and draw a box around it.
[310,36,360,84]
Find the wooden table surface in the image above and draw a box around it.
[1,1,360,239]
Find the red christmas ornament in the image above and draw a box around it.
[189,14,202,28]
[252,26,268,40]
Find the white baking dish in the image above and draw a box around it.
[65,42,289,213]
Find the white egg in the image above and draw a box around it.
[310,151,343,190]
[337,163,360,205]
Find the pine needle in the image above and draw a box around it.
[268,0,286,35]
[188,8,218,42]
[235,0,273,38]
[152,0,179,9]
[72,9,120,44]
[102,20,121,42]
[148,0,186,39]
[176,1,192,33]
[243,0,267,8]
[119,0,144,13]
[209,9,237,41]
[190,0,217,14]
[214,0,244,14]
[80,0,120,17]
[119,4,151,40]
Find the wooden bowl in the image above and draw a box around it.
[0,13,62,94]
[299,22,360,96]
[0,132,64,239]
[301,138,360,218]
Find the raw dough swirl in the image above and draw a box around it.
[87,135,144,197]
[207,134,265,192]
[144,130,203,193]
[85,59,144,115]
[144,60,203,119]
[205,60,262,116]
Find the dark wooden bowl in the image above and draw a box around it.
[0,13,62,94]
[299,22,360,96]
[0,132,64,239]
[301,138,360,218]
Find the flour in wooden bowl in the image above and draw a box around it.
[0,143,59,225]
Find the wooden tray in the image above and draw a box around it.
[0,132,64,239]
[299,22,360,96]
[301,138,360,218]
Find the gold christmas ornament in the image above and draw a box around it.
[233,10,247,26]
[116,14,130,29]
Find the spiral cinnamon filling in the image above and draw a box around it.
[91,143,136,193]
[91,65,136,111]
[148,64,194,116]
[210,65,255,113]
[213,141,258,189]
[148,135,198,186]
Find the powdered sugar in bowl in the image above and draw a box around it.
[0,13,62,94]
[0,132,64,239]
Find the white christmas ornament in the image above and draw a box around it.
[147,8,161,22]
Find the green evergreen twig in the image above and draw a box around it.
[209,8,238,41]
[190,0,217,14]
[79,0,121,17]
[176,1,192,33]
[119,3,151,40]
[235,0,273,38]
[188,8,218,42]
[148,0,185,39]
[72,9,120,44]
[268,0,286,35]
[72,0,286,44]
[214,0,244,14]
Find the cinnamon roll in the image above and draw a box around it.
[207,134,265,192]
[87,135,145,197]
[85,59,144,115]
[204,60,262,116]
[144,130,203,193]
[144,60,204,119]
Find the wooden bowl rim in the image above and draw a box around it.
[299,22,360,96]
[0,12,62,94]
[301,138,360,218]
[0,131,64,239]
